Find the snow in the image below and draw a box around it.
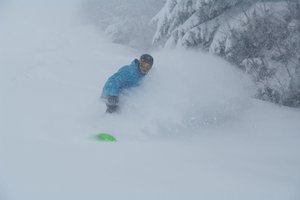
[1,1,300,200]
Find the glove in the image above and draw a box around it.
[107,96,119,106]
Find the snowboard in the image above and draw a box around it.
[95,133,117,142]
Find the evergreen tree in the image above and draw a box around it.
[152,0,256,49]
[152,0,300,107]
[82,0,164,50]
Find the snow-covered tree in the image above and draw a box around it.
[151,0,257,49]
[225,1,300,106]
[82,0,165,51]
[152,0,300,107]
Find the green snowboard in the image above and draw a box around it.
[95,133,117,142]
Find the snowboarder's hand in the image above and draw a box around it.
[107,96,119,106]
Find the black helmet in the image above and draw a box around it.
[140,54,154,66]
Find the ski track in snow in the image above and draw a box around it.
[0,1,300,200]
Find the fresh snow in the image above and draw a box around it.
[0,1,300,200]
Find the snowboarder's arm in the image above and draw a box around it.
[102,66,131,97]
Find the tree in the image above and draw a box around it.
[82,0,165,51]
[152,0,300,107]
[152,0,256,49]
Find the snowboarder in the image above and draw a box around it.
[101,54,154,113]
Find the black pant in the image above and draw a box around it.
[105,96,119,113]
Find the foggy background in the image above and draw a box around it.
[81,0,165,50]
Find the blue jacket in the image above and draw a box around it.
[102,59,145,97]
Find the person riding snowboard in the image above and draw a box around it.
[101,54,154,113]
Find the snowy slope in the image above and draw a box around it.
[0,1,300,200]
